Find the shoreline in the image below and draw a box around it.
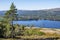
[25,27,60,29]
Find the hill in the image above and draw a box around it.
[0,8,60,21]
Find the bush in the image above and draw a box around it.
[37,31,45,36]
[24,29,45,36]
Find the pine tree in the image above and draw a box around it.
[5,3,17,38]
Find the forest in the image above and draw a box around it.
[0,8,60,21]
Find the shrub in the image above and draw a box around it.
[37,31,45,36]
[24,29,45,36]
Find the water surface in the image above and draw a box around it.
[13,20,60,28]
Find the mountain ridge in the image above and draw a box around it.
[0,8,60,21]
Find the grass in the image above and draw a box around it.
[0,38,14,40]
[0,28,60,40]
[16,28,60,39]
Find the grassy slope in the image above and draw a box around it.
[0,28,60,40]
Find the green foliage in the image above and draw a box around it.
[36,31,45,36]
[0,3,17,38]
[24,29,45,36]
[17,25,26,36]
[20,25,26,30]
[4,24,11,38]
[13,24,20,36]
[0,22,5,37]
[0,21,11,38]
[5,3,17,20]
[5,3,17,38]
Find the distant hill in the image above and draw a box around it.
[0,11,5,16]
[0,8,60,21]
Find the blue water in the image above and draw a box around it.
[13,20,60,28]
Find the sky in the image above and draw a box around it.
[0,0,60,10]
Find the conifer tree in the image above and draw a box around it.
[5,3,17,38]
